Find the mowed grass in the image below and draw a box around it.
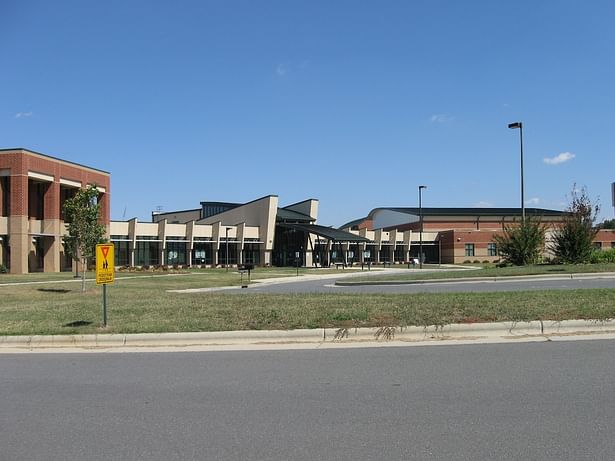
[0,266,357,285]
[1,269,615,335]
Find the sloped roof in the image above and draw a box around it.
[278,223,369,242]
[338,217,368,230]
[374,207,566,217]
[276,208,314,223]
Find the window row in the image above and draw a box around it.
[113,241,260,266]
[464,243,498,257]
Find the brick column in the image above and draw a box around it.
[43,181,61,272]
[9,174,28,274]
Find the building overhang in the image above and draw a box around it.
[278,223,370,243]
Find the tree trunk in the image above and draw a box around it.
[81,257,87,292]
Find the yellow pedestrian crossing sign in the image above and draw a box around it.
[96,243,115,285]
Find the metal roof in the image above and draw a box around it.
[276,208,314,223]
[375,207,566,217]
[278,223,369,242]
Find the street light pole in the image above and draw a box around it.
[508,122,525,223]
[418,185,427,269]
[225,227,231,272]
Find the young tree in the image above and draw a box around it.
[550,185,600,264]
[494,216,545,266]
[63,185,107,291]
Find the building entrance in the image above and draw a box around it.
[272,226,306,267]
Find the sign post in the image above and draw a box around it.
[96,243,115,327]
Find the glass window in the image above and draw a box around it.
[193,242,213,265]
[135,241,161,266]
[487,243,497,256]
[166,241,187,265]
[113,240,130,266]
[465,244,475,257]
[218,243,238,265]
[243,243,260,265]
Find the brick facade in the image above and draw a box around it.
[0,148,110,274]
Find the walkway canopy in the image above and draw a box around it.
[277,223,369,243]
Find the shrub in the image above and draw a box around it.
[550,185,600,264]
[589,248,615,264]
[494,216,545,266]
[0,264,8,274]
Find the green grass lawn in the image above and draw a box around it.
[1,267,615,336]
[0,266,358,285]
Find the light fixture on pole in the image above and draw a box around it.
[225,227,232,272]
[418,185,427,269]
[508,122,525,223]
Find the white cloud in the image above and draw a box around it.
[474,200,494,208]
[429,114,453,123]
[526,197,541,205]
[15,111,33,118]
[276,63,289,77]
[543,152,575,165]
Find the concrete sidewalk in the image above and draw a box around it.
[2,319,615,353]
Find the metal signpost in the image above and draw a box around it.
[96,243,115,327]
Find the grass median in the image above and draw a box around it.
[354,263,615,282]
[1,269,615,335]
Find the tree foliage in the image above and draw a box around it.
[597,218,615,230]
[493,216,545,266]
[550,185,600,264]
[63,185,107,291]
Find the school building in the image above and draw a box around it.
[2,147,614,273]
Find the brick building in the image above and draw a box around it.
[338,207,615,264]
[0,148,110,274]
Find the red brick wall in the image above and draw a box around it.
[595,229,615,249]
[0,149,110,223]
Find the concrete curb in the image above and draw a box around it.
[2,319,615,351]
[335,272,615,286]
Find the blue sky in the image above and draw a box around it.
[2,0,614,226]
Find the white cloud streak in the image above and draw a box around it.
[543,152,575,165]
[429,114,453,123]
[526,197,540,205]
[15,112,33,118]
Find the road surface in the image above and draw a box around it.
[2,339,615,460]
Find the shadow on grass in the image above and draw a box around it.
[63,320,93,328]
[38,288,72,293]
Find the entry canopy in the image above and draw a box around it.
[278,223,370,243]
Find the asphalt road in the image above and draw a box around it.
[2,340,615,460]
[236,274,615,294]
